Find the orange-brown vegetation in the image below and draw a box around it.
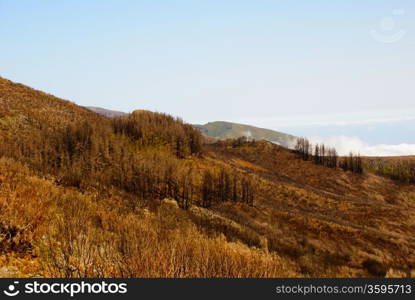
[1,77,415,278]
[365,156,415,184]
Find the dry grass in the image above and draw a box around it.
[0,158,297,278]
[1,144,415,278]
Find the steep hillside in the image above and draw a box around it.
[1,77,415,278]
[194,121,296,148]
[0,77,100,128]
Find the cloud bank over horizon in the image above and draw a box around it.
[308,136,415,157]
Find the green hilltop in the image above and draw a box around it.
[194,121,297,148]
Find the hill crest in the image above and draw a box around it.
[194,121,297,148]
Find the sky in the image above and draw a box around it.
[1,0,414,155]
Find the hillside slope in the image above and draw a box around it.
[1,77,415,278]
[194,121,296,148]
[0,77,100,128]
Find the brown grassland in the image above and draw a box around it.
[0,77,415,278]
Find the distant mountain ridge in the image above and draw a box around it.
[194,121,297,148]
[86,106,127,118]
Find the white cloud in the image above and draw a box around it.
[299,116,415,128]
[235,110,415,129]
[308,136,415,157]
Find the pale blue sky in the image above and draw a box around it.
[1,1,414,154]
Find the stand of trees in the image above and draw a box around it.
[0,110,255,210]
[202,168,255,208]
[313,143,338,168]
[294,138,362,173]
[340,152,363,174]
[294,138,312,161]
[112,110,202,158]
[295,138,338,169]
